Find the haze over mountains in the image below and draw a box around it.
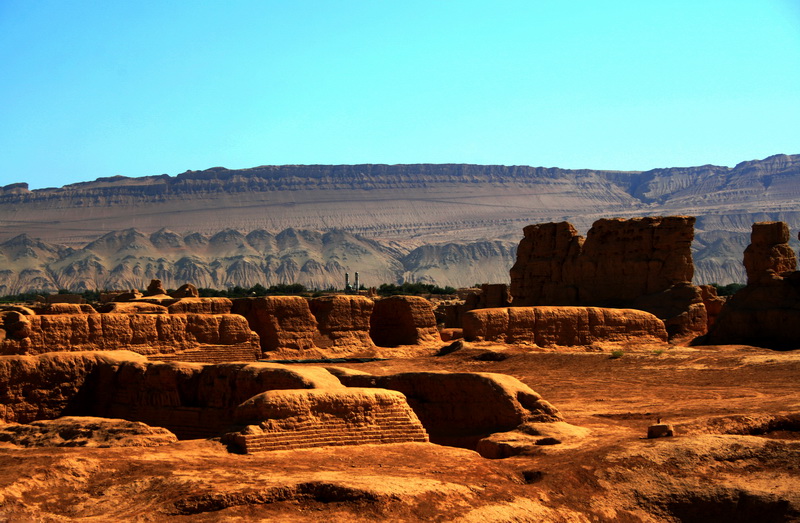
[1,154,798,294]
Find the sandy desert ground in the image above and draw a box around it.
[2,342,798,522]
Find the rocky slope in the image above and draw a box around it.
[1,154,798,292]
[0,229,517,293]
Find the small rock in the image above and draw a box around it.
[436,340,464,356]
[475,351,509,362]
[647,423,675,439]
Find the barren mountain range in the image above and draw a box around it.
[0,154,798,293]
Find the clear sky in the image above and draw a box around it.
[1,1,799,190]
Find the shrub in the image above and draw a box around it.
[711,283,745,296]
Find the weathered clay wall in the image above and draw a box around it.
[743,221,797,284]
[699,285,726,329]
[34,303,97,315]
[0,351,341,437]
[328,369,561,447]
[705,221,800,349]
[167,297,233,315]
[1,293,441,362]
[510,217,705,341]
[0,312,261,362]
[462,306,668,346]
[0,351,141,423]
[437,283,511,328]
[369,296,440,347]
[98,302,168,314]
[509,221,584,306]
[1,352,566,452]
[231,296,318,352]
[308,295,375,351]
[228,388,429,453]
[93,360,343,438]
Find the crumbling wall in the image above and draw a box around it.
[705,221,800,349]
[1,352,569,453]
[93,360,343,438]
[743,221,797,284]
[510,216,705,341]
[228,389,428,453]
[0,351,141,423]
[0,312,261,362]
[0,351,341,437]
[369,296,440,347]
[167,297,233,315]
[462,306,668,346]
[437,283,511,328]
[308,295,375,351]
[231,296,318,352]
[0,352,428,449]
[328,369,561,447]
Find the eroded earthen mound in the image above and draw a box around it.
[328,368,561,447]
[227,388,428,453]
[510,216,706,341]
[706,221,800,349]
[167,297,233,314]
[1,351,566,454]
[97,302,168,314]
[0,312,261,362]
[232,296,318,352]
[743,221,797,284]
[309,295,375,351]
[369,295,440,347]
[0,416,177,448]
[462,306,668,346]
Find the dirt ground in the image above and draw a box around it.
[1,343,799,521]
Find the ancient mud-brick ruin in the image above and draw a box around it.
[705,221,800,349]
[329,368,562,448]
[0,350,562,454]
[230,389,429,452]
[463,306,668,346]
[369,295,440,347]
[309,294,376,350]
[743,221,797,284]
[0,292,443,362]
[510,216,706,340]
[0,310,261,363]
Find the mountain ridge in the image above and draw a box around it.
[0,227,516,294]
[1,154,798,291]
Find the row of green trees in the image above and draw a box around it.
[198,283,310,298]
[710,283,746,296]
[376,282,456,296]
[0,281,746,304]
[0,289,101,304]
[0,281,459,303]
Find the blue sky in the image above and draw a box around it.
[1,1,799,190]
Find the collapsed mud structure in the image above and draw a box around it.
[463,306,668,346]
[510,216,706,341]
[705,221,800,349]
[0,351,565,456]
[0,292,442,361]
[0,309,261,363]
